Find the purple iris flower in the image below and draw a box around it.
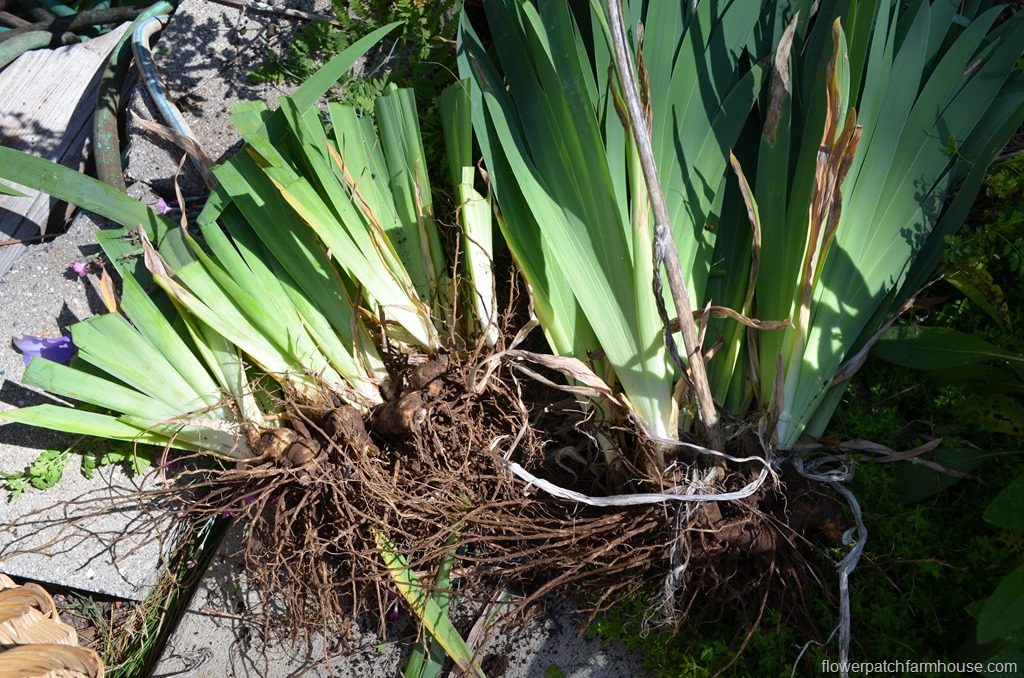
[155,197,172,215]
[12,334,75,366]
[69,260,88,278]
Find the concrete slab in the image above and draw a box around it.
[123,0,331,200]
[0,212,162,598]
[0,0,315,599]
[156,530,647,678]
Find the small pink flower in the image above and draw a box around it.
[155,197,171,215]
[69,260,88,278]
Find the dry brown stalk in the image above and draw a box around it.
[605,0,722,451]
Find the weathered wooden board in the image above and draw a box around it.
[0,24,128,280]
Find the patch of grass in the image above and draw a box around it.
[587,598,824,678]
[588,362,1023,676]
[844,458,1024,661]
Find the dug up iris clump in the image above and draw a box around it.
[1,0,1022,673]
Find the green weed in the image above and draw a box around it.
[2,446,72,500]
[2,439,156,502]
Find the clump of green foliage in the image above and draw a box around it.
[250,0,459,172]
[331,0,459,105]
[941,155,1024,335]
[901,153,1024,667]
[588,154,1024,678]
[250,21,349,90]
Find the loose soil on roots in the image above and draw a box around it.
[147,349,850,649]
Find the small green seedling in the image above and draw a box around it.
[2,446,73,501]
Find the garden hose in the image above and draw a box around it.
[0,5,145,45]
[0,10,33,29]
[0,29,49,69]
[92,1,174,192]
[38,0,76,18]
[13,0,55,25]
[131,12,214,186]
[0,21,50,43]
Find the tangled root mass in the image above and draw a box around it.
[165,350,849,644]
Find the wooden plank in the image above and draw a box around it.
[0,24,129,280]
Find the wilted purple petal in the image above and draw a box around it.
[155,197,171,215]
[384,587,400,622]
[13,334,75,366]
[69,260,88,278]
[157,458,180,476]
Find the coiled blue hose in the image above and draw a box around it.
[131,14,212,185]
